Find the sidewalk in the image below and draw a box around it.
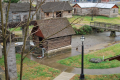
[54,67,120,80]
[54,72,75,80]
[72,67,120,75]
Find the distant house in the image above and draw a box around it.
[31,18,75,51]
[73,3,119,17]
[36,1,73,19]
[0,3,36,23]
[9,3,36,22]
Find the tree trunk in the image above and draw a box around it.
[7,42,17,80]
[0,44,2,58]
[22,27,30,51]
[3,39,9,80]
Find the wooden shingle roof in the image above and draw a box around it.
[41,2,73,12]
[9,3,36,12]
[36,18,75,39]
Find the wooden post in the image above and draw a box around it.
[0,44,2,58]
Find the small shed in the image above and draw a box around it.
[73,3,119,17]
[31,18,75,51]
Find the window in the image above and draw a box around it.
[46,13,49,16]
[16,15,21,22]
[68,11,71,13]
[113,9,115,13]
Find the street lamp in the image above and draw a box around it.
[80,35,85,80]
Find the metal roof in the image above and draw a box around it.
[76,3,117,8]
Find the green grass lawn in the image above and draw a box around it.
[70,74,120,80]
[68,16,120,28]
[57,43,120,69]
[0,54,60,80]
[9,25,34,31]
[119,6,120,14]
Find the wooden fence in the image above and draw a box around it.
[90,22,120,31]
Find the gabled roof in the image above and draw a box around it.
[41,2,73,12]
[75,3,118,9]
[35,18,75,39]
[9,3,36,12]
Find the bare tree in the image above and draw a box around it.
[0,0,83,80]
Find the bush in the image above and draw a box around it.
[73,25,92,35]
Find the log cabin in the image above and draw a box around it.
[31,18,75,53]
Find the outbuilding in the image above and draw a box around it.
[31,18,75,53]
[36,1,73,19]
[73,3,119,17]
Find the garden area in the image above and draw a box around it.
[57,43,120,69]
[0,54,60,80]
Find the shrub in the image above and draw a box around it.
[73,25,92,35]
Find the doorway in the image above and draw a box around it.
[74,8,77,14]
[39,37,43,48]
[56,11,62,17]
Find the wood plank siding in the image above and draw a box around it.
[47,36,71,50]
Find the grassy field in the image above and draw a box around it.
[68,16,120,28]
[119,6,120,14]
[70,74,120,80]
[57,43,120,69]
[0,54,60,80]
[9,25,34,31]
